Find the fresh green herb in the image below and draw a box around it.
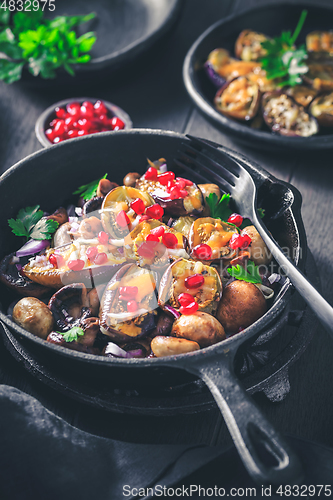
[0,10,96,83]
[257,208,265,219]
[205,193,232,221]
[73,173,108,201]
[8,205,59,240]
[59,326,85,343]
[260,9,308,87]
[227,260,262,285]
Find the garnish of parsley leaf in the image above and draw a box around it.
[73,173,108,201]
[8,204,59,240]
[59,326,85,343]
[260,9,308,87]
[205,193,233,221]
[227,260,262,285]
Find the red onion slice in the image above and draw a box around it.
[16,239,49,258]
[164,304,181,319]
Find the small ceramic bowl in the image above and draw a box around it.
[35,97,133,148]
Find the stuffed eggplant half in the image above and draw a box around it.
[3,158,277,359]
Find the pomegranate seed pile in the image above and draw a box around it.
[44,100,126,144]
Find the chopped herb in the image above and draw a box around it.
[205,193,232,221]
[73,173,108,201]
[0,10,96,83]
[8,204,59,240]
[59,326,85,343]
[228,260,262,285]
[260,9,308,87]
[257,208,265,219]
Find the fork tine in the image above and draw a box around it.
[174,157,233,195]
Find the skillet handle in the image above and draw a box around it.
[184,355,303,486]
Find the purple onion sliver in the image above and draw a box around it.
[126,349,145,358]
[159,163,167,173]
[268,273,281,285]
[167,218,174,227]
[16,239,49,258]
[105,341,129,358]
[15,263,22,272]
[164,304,181,319]
[118,247,124,254]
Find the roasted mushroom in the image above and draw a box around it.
[123,172,141,187]
[262,91,319,137]
[285,85,318,108]
[100,186,154,239]
[240,225,272,265]
[52,221,73,247]
[189,217,237,261]
[12,297,54,339]
[235,30,269,61]
[171,311,226,347]
[309,92,333,127]
[48,283,92,332]
[99,264,158,343]
[158,258,222,315]
[214,77,261,121]
[216,280,266,334]
[151,336,200,357]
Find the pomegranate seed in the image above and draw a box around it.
[137,242,155,259]
[80,104,94,119]
[178,189,188,198]
[111,116,125,130]
[162,232,178,249]
[227,213,243,227]
[77,118,92,131]
[86,246,98,260]
[65,116,76,127]
[94,252,108,265]
[98,114,109,126]
[175,179,186,189]
[77,130,88,136]
[144,167,158,181]
[67,129,79,138]
[166,180,175,192]
[178,292,194,306]
[145,204,164,219]
[169,186,181,200]
[150,225,165,237]
[53,137,63,143]
[68,259,85,271]
[139,215,150,223]
[192,244,212,260]
[146,233,159,245]
[66,102,81,118]
[82,100,94,110]
[180,301,198,315]
[158,171,175,186]
[116,210,130,228]
[55,106,66,119]
[130,198,145,215]
[97,231,109,244]
[185,274,205,289]
[127,300,138,313]
[49,253,64,268]
[229,233,252,250]
[54,120,66,136]
[176,177,193,186]
[45,128,55,142]
[119,286,138,299]
[94,100,108,116]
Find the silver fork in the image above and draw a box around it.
[175,134,333,336]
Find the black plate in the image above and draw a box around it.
[183,2,333,151]
[21,0,182,82]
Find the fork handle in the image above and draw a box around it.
[254,214,333,335]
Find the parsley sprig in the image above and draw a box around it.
[73,173,108,201]
[260,10,308,87]
[205,193,232,221]
[59,326,85,343]
[0,9,96,83]
[227,260,262,285]
[8,205,59,241]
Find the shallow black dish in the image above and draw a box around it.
[0,130,306,484]
[183,2,333,150]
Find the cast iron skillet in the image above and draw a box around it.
[183,2,333,151]
[0,130,306,485]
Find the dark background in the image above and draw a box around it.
[0,0,333,453]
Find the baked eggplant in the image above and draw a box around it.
[214,77,261,121]
[306,31,333,56]
[100,186,154,239]
[189,217,237,260]
[136,170,204,217]
[235,29,269,61]
[285,85,318,108]
[303,64,333,92]
[309,92,333,127]
[158,258,222,315]
[204,48,232,88]
[262,91,319,137]
[125,219,189,272]
[99,264,158,343]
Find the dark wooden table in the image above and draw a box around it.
[1,0,333,455]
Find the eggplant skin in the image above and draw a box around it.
[262,91,319,137]
[214,77,260,121]
[204,48,230,88]
[303,64,333,92]
[309,92,333,127]
[306,31,333,55]
[285,85,318,108]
